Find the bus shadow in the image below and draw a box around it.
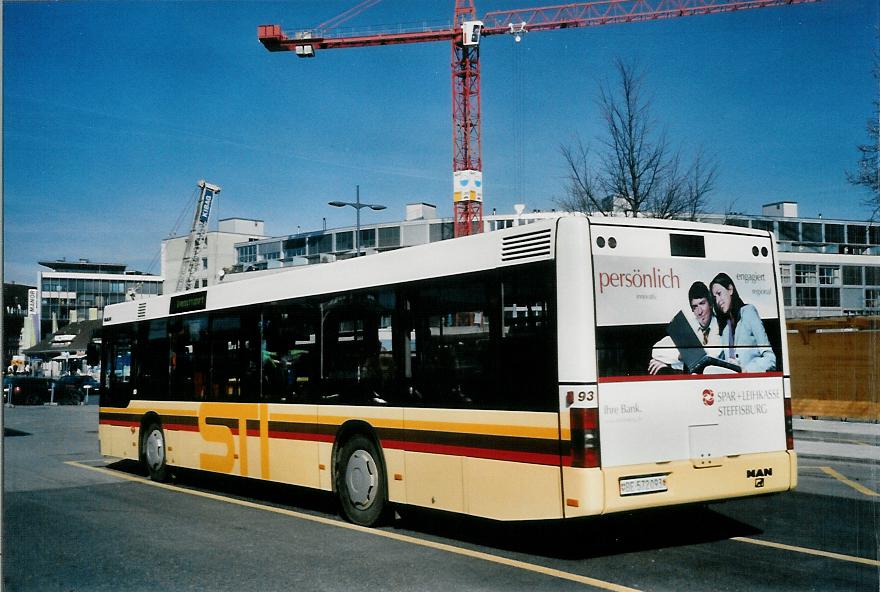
[105,460,339,516]
[393,504,763,560]
[105,460,761,560]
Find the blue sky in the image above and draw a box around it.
[3,0,877,285]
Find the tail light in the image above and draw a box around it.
[570,407,600,468]
[783,397,794,451]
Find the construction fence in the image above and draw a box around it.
[787,317,879,421]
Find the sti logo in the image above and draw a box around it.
[702,389,715,406]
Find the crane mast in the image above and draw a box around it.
[175,180,221,293]
[258,0,817,237]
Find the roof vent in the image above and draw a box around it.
[137,302,147,319]
[501,227,553,262]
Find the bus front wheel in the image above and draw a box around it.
[141,423,169,482]
[335,434,387,526]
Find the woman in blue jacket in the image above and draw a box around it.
[710,273,777,372]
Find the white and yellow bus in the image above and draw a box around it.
[99,216,796,526]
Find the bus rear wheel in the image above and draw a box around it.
[335,434,387,526]
[141,423,169,482]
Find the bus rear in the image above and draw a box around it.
[561,217,795,516]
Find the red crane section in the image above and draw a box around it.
[258,0,817,237]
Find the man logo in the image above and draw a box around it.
[702,389,715,406]
[747,468,771,488]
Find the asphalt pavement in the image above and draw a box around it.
[793,417,880,463]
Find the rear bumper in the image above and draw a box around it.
[562,450,797,517]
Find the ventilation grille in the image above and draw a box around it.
[501,228,553,262]
[137,302,147,319]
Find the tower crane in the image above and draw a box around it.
[175,180,221,293]
[259,0,816,237]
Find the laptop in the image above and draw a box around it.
[666,311,741,374]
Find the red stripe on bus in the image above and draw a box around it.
[265,430,334,443]
[99,419,138,428]
[165,423,200,433]
[102,420,560,466]
[599,371,783,383]
[386,439,560,466]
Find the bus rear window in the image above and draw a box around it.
[670,234,705,258]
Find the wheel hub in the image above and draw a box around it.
[345,449,377,509]
[145,429,165,470]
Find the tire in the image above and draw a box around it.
[141,423,170,482]
[59,390,78,405]
[335,434,388,526]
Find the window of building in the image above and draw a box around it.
[725,218,749,228]
[283,237,306,257]
[378,226,401,248]
[201,258,209,270]
[796,287,817,307]
[778,221,799,242]
[795,264,817,285]
[429,223,455,242]
[307,234,333,254]
[866,289,880,309]
[335,231,353,252]
[779,265,792,286]
[751,220,774,233]
[824,224,844,243]
[801,223,822,243]
[842,266,863,286]
[782,287,792,307]
[846,225,867,244]
[865,267,880,286]
[358,229,376,249]
[238,244,257,264]
[819,287,840,308]
[818,266,840,285]
[870,226,880,245]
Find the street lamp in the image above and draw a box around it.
[328,185,386,256]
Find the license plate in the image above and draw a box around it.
[619,474,668,496]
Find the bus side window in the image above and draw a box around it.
[169,315,209,401]
[500,263,556,412]
[135,319,169,401]
[410,277,495,409]
[104,326,134,408]
[210,311,260,402]
[320,291,394,405]
[262,300,320,403]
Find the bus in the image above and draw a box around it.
[99,216,796,526]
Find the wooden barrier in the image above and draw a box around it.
[786,317,879,421]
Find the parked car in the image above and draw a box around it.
[54,375,100,404]
[3,376,54,405]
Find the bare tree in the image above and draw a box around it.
[558,59,717,219]
[559,139,609,215]
[846,55,879,219]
